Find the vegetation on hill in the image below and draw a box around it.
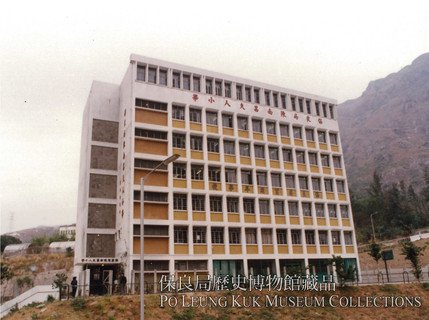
[352,170,429,243]
[1,235,22,253]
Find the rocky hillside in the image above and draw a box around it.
[5,226,60,243]
[338,53,429,192]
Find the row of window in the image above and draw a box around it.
[172,105,339,142]
[169,194,349,218]
[136,65,336,119]
[171,226,353,246]
[171,135,342,165]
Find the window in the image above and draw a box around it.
[207,138,220,153]
[325,179,333,192]
[191,165,204,180]
[245,87,251,102]
[308,153,318,166]
[172,105,185,120]
[174,226,188,243]
[210,196,222,212]
[329,105,335,119]
[285,175,295,188]
[137,65,146,81]
[135,98,167,111]
[296,151,305,164]
[261,229,273,244]
[229,228,241,244]
[322,103,327,117]
[252,119,262,133]
[259,200,270,214]
[315,102,320,116]
[190,108,202,123]
[269,147,279,160]
[236,85,243,100]
[135,128,167,140]
[264,90,270,105]
[239,143,250,157]
[340,205,349,218]
[293,126,302,139]
[266,121,276,135]
[291,96,296,111]
[319,231,328,245]
[333,156,342,168]
[281,94,286,109]
[288,202,298,216]
[305,230,315,244]
[257,171,267,186]
[148,67,157,84]
[328,204,337,218]
[206,78,213,94]
[225,82,231,98]
[337,180,345,193]
[182,74,191,90]
[306,100,311,114]
[193,227,206,243]
[271,173,281,187]
[241,170,253,185]
[225,168,237,183]
[245,229,257,244]
[318,131,327,143]
[321,154,330,167]
[208,166,221,182]
[206,111,218,125]
[237,117,248,130]
[283,149,293,162]
[299,176,308,190]
[277,229,287,244]
[223,140,235,155]
[315,204,325,217]
[190,135,203,151]
[274,201,284,215]
[291,230,301,244]
[173,133,186,149]
[143,192,168,202]
[192,195,205,211]
[212,227,224,244]
[173,163,186,179]
[254,88,260,103]
[215,81,222,96]
[273,93,279,108]
[280,124,289,137]
[298,98,304,113]
[222,114,233,128]
[243,198,255,213]
[227,197,239,213]
[174,194,187,210]
[331,231,341,245]
[344,231,353,245]
[175,260,207,271]
[173,72,181,88]
[329,133,338,145]
[254,145,265,158]
[302,202,312,216]
[134,159,167,170]
[312,178,321,191]
[193,76,200,92]
[159,69,167,86]
[305,129,314,141]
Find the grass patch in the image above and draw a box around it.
[379,284,398,294]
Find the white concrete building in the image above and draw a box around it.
[74,54,360,294]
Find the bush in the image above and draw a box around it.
[71,297,86,310]
[46,295,55,303]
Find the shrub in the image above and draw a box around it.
[71,297,86,310]
[46,295,55,303]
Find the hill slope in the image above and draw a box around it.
[338,53,429,191]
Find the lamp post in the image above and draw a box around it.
[370,212,378,242]
[140,154,180,320]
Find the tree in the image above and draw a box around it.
[52,272,68,300]
[367,242,382,266]
[401,240,425,281]
[0,235,21,253]
[329,255,356,287]
[0,262,14,284]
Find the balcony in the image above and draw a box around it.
[333,245,342,254]
[281,137,291,145]
[253,132,263,141]
[292,245,303,254]
[238,129,249,138]
[260,215,271,224]
[258,186,268,195]
[289,216,300,225]
[275,216,286,224]
[228,213,240,222]
[173,211,187,220]
[230,245,242,254]
[192,211,206,221]
[207,124,218,134]
[174,244,189,254]
[294,138,304,147]
[224,155,236,163]
[190,122,202,131]
[319,142,328,150]
[300,190,310,198]
[194,244,207,254]
[135,108,167,126]
[134,168,168,186]
[191,180,205,189]
[172,119,185,128]
[246,245,258,254]
[307,141,316,149]
[244,214,256,223]
[240,156,252,165]
[133,237,169,254]
[208,152,220,162]
[173,179,187,188]
[135,138,167,155]
[278,245,288,254]
[212,244,225,254]
[270,160,280,169]
[267,134,277,143]
[223,127,234,136]
[306,245,317,254]
[262,245,274,254]
[133,202,168,220]
[191,151,204,160]
[310,165,319,173]
[209,182,221,191]
[242,184,254,193]
[210,212,223,222]
[226,183,238,193]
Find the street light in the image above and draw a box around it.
[140,154,180,320]
[370,212,378,242]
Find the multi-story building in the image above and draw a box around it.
[74,54,360,294]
